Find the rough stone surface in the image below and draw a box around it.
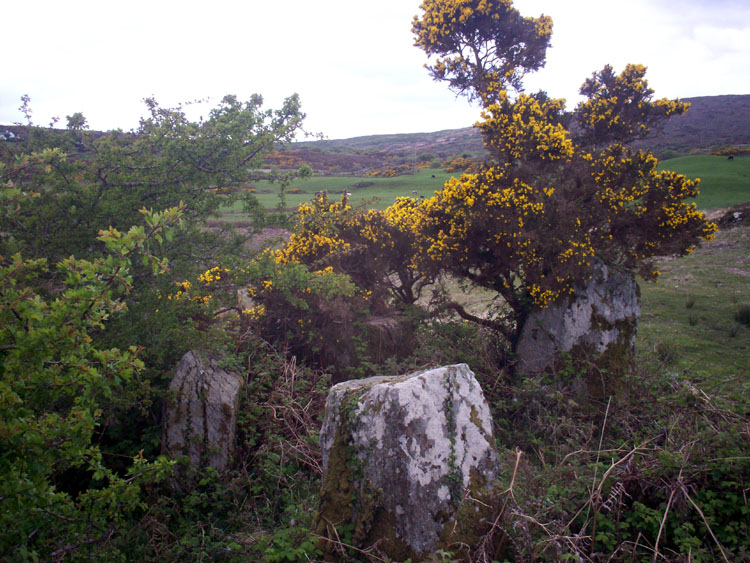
[316,364,498,559]
[162,351,245,470]
[515,260,641,375]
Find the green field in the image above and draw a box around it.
[221,169,455,220]
[637,224,749,385]
[659,154,750,210]
[220,155,750,221]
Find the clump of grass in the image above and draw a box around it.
[655,341,676,365]
[685,295,696,309]
[734,304,750,326]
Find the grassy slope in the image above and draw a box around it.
[218,154,750,219]
[221,169,457,218]
[659,154,750,210]
[638,224,749,387]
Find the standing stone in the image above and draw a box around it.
[515,260,641,377]
[315,364,498,560]
[162,351,245,471]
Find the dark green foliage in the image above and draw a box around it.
[0,208,182,560]
[0,94,312,560]
[470,345,750,561]
[735,304,750,326]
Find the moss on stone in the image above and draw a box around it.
[577,310,639,398]
[438,471,500,559]
[313,385,394,557]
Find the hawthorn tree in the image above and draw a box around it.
[0,94,311,533]
[1,94,306,263]
[1,93,309,384]
[0,203,182,559]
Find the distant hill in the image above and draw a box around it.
[298,127,485,158]
[632,95,750,157]
[289,94,750,173]
[3,94,748,174]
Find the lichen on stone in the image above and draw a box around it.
[315,364,499,559]
[515,259,641,379]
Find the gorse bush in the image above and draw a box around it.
[274,0,717,362]
[275,191,427,309]
[240,252,365,375]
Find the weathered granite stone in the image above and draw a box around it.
[315,364,498,559]
[162,351,245,471]
[515,260,641,376]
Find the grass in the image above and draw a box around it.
[219,154,750,220]
[637,224,749,388]
[659,154,750,210]
[220,169,456,217]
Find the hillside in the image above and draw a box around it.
[3,94,748,175]
[297,127,485,158]
[287,94,750,173]
[633,94,750,156]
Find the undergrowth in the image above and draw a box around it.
[475,350,749,562]
[121,320,748,562]
[42,262,741,562]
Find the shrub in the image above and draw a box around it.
[735,304,750,326]
[0,207,182,560]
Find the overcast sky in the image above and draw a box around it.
[2,0,749,139]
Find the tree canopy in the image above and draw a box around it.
[411,0,553,103]
[0,94,305,262]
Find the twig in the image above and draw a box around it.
[472,448,522,563]
[631,531,643,563]
[587,396,611,553]
[313,522,387,562]
[652,477,678,563]
[565,438,655,534]
[512,511,591,561]
[560,446,651,466]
